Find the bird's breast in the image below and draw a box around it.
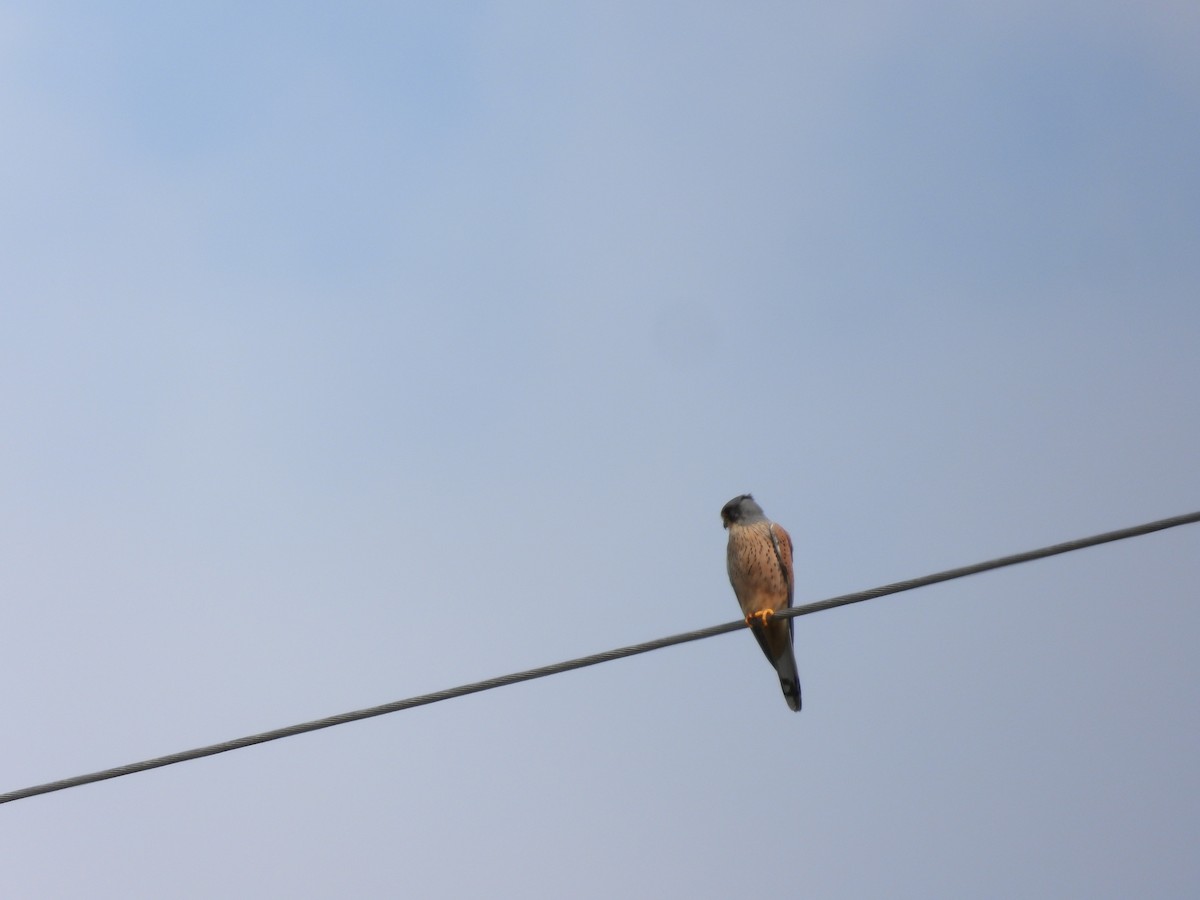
[726,522,789,614]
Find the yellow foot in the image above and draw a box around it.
[746,609,774,627]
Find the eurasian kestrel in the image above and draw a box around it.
[721,494,801,711]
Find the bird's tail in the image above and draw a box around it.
[775,650,802,712]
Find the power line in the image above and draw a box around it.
[2,509,1197,806]
[777,509,1200,619]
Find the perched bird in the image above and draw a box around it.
[721,494,801,711]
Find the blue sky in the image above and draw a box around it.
[3,3,1199,897]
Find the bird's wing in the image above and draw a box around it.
[767,523,794,607]
[768,523,795,641]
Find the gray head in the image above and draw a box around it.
[720,493,766,529]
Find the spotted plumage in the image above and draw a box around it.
[721,494,801,712]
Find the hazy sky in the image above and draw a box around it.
[3,3,1198,898]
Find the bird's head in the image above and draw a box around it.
[721,493,765,528]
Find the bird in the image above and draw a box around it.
[721,494,801,711]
